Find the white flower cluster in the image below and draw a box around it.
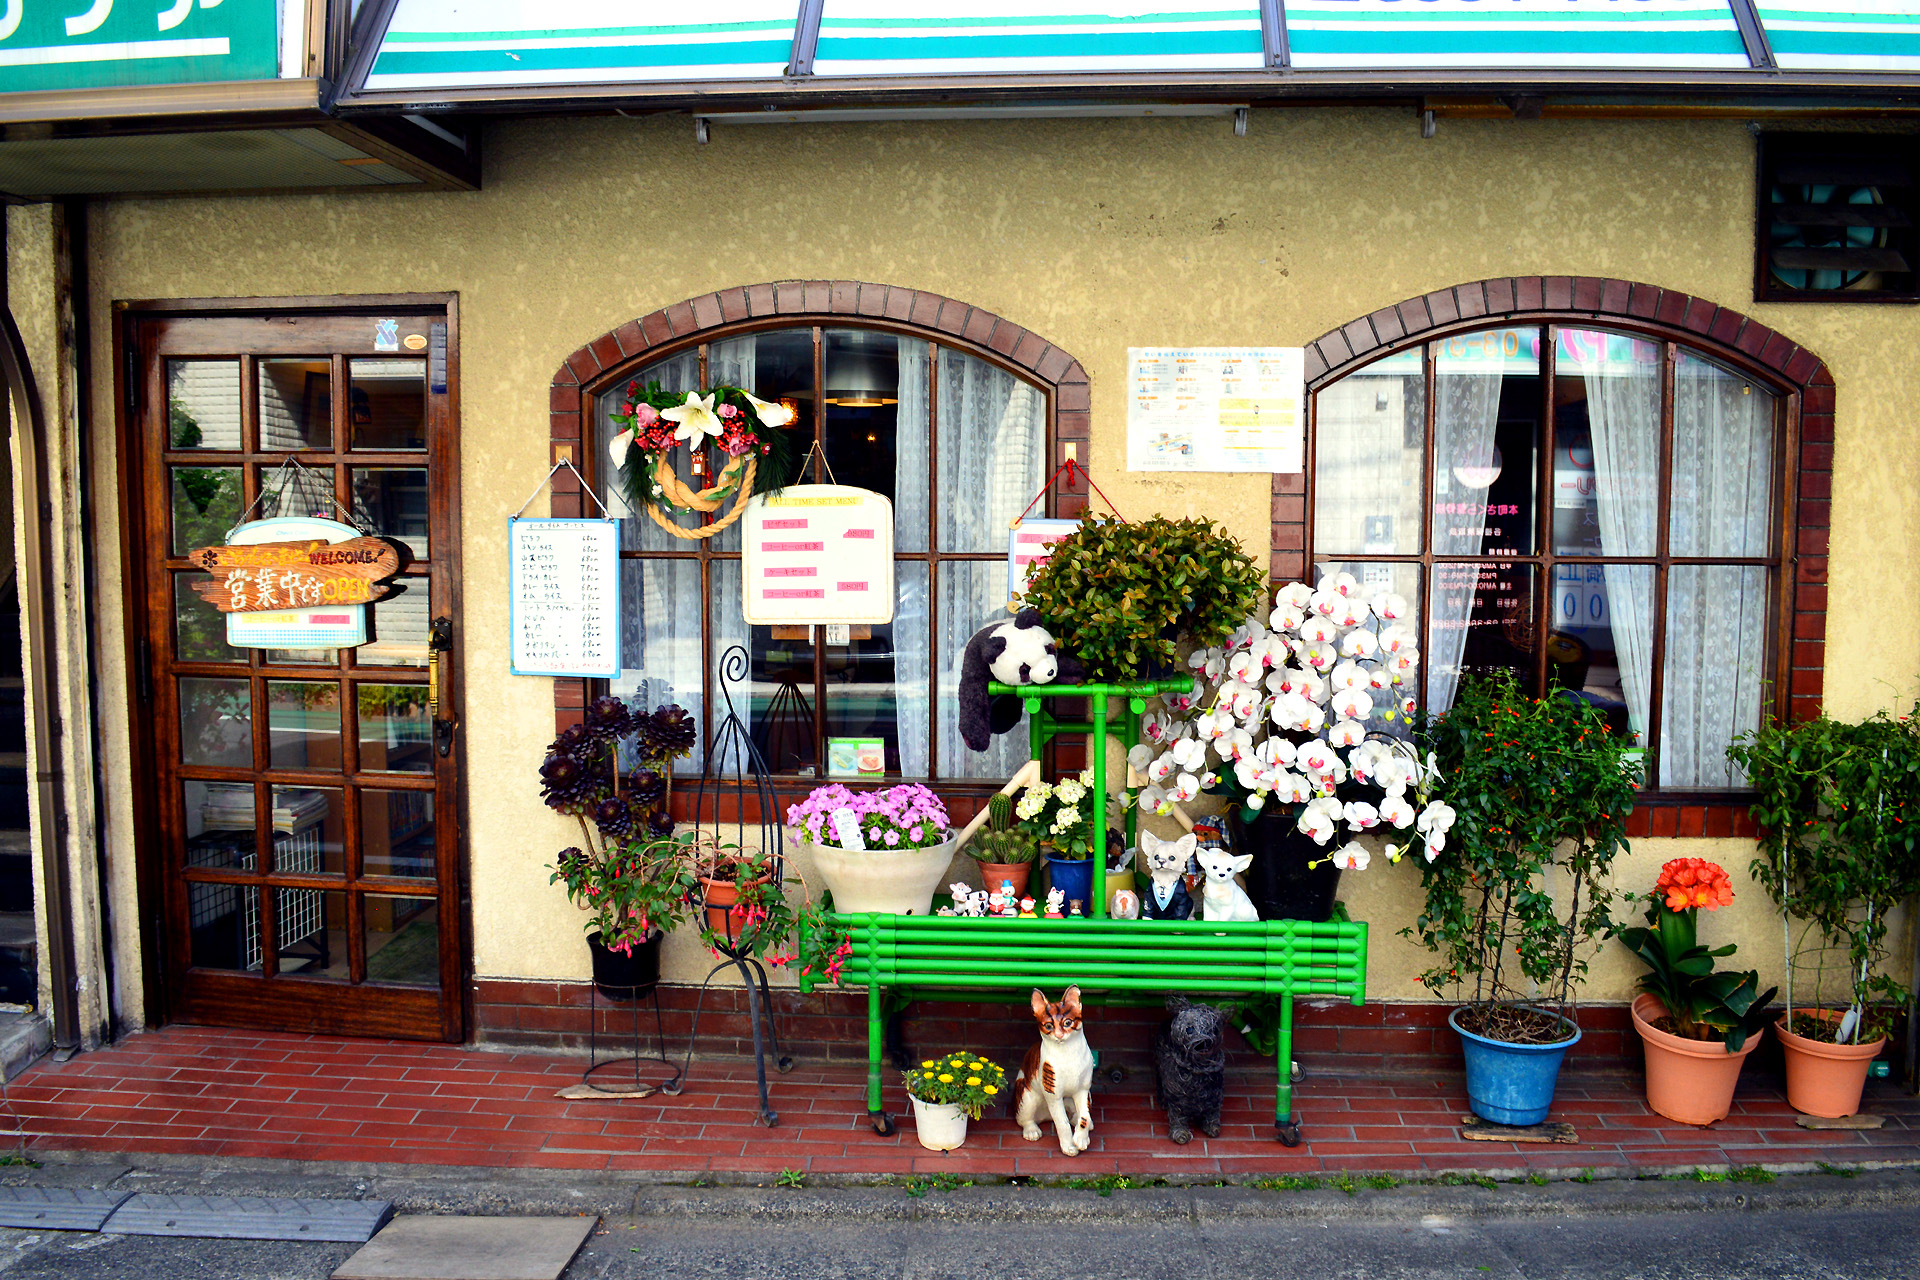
[1128,574,1457,869]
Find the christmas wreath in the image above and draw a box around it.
[607,381,797,540]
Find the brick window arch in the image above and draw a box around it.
[1282,278,1832,837]
[546,282,1091,795]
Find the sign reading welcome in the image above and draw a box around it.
[0,0,278,96]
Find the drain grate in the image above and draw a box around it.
[0,1187,133,1231]
[101,1193,394,1242]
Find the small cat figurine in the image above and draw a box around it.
[1014,986,1095,1155]
[1194,845,1259,922]
[1139,830,1197,921]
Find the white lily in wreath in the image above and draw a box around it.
[742,391,795,429]
[662,391,723,444]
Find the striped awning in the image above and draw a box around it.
[811,2,1269,76]
[1757,1,1920,70]
[345,0,1920,101]
[362,1,800,91]
[1286,0,1753,71]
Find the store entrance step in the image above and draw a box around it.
[0,1186,132,1231]
[0,1008,49,1081]
[101,1193,394,1242]
[332,1215,597,1280]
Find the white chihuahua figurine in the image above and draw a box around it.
[1193,846,1260,922]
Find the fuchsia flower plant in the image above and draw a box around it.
[1130,572,1454,869]
[787,782,953,852]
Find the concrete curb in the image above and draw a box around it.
[12,1151,1920,1224]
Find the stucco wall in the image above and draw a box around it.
[82,109,1920,1022]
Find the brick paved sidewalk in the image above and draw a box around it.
[2,1026,1915,1179]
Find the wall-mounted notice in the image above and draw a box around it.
[1127,347,1305,474]
[509,518,621,678]
[1006,518,1079,608]
[741,485,895,626]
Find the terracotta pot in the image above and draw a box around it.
[976,862,1031,901]
[1631,993,1761,1126]
[700,874,771,939]
[1777,1009,1887,1119]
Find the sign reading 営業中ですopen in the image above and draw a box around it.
[741,486,894,626]
[190,516,406,650]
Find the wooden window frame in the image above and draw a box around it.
[547,282,1092,806]
[1287,278,1833,838]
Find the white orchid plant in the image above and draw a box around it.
[1128,573,1456,871]
[606,380,796,518]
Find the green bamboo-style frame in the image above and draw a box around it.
[798,681,1370,1145]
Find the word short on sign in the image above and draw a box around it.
[509,519,621,678]
[1126,347,1305,474]
[192,517,402,650]
[741,485,895,626]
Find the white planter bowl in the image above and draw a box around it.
[909,1095,970,1151]
[804,836,957,916]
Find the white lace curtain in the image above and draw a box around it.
[1426,359,1503,714]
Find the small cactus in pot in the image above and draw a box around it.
[970,794,1037,899]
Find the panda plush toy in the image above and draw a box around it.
[959,608,1083,751]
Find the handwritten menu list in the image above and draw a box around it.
[742,486,895,625]
[510,518,621,677]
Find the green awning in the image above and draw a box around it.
[1286,0,1752,71]
[1758,2,1920,70]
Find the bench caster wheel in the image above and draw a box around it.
[869,1110,896,1137]
[1276,1119,1301,1148]
[776,1055,795,1074]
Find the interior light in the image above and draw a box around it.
[823,335,899,408]
[1452,446,1504,490]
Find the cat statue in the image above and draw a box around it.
[1138,830,1197,921]
[1014,986,1096,1156]
[1194,845,1260,923]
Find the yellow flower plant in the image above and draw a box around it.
[901,1051,1008,1119]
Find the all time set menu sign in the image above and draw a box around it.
[741,486,895,625]
[509,518,621,678]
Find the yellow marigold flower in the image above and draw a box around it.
[922,1071,934,1078]
[938,1074,953,1083]
[966,1077,981,1086]
[921,1059,935,1068]
[983,1085,998,1095]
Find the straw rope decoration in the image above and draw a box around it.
[606,381,798,541]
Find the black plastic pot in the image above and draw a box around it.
[586,929,662,1000]
[1227,806,1342,924]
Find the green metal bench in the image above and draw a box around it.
[800,913,1368,1145]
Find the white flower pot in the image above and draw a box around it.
[909,1095,969,1151]
[804,836,957,916]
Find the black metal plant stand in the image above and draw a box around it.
[582,980,683,1097]
[685,645,795,1127]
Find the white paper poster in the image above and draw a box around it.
[741,485,895,625]
[509,518,621,677]
[1127,347,1305,473]
[1006,518,1079,608]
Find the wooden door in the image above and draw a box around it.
[125,303,463,1040]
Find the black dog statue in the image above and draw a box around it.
[1152,995,1226,1145]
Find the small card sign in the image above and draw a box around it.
[741,485,894,625]
[1006,517,1079,608]
[509,518,621,678]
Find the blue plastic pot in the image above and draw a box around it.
[1043,854,1093,911]
[1449,1006,1581,1126]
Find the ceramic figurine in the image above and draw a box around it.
[1019,896,1038,918]
[1014,986,1096,1156]
[1139,830,1198,921]
[1110,888,1141,920]
[1194,845,1259,922]
[1068,900,1084,917]
[987,886,1011,917]
[1153,995,1227,1144]
[1044,887,1065,919]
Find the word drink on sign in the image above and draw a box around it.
[741,485,895,626]
[509,518,621,678]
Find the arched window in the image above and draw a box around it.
[588,324,1049,784]
[1310,324,1788,792]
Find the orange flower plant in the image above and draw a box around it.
[1616,859,1774,1048]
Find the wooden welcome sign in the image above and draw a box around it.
[189,536,403,612]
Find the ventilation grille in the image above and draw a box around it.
[1760,134,1920,302]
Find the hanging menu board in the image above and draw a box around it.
[741,485,895,625]
[509,518,621,678]
[1126,347,1305,473]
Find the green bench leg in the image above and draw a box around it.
[867,979,895,1136]
[1274,995,1301,1147]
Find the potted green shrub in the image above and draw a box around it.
[539,697,698,995]
[902,1051,1009,1151]
[1729,709,1920,1118]
[1411,671,1638,1126]
[969,793,1038,900]
[1615,857,1776,1125]
[1017,514,1265,683]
